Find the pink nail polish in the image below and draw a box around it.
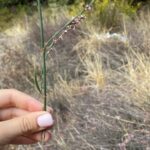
[37,113,53,127]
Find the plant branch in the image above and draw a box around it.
[44,0,95,49]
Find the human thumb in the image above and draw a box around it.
[0,112,53,144]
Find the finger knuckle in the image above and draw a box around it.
[20,117,33,133]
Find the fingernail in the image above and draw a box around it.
[37,113,54,127]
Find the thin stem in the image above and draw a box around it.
[43,49,47,111]
[37,0,44,48]
[37,0,47,111]
[37,0,47,144]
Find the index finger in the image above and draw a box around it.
[0,89,42,111]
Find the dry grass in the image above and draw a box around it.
[124,50,150,108]
[81,53,105,89]
[125,11,150,55]
[0,8,150,150]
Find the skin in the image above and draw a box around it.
[0,89,53,145]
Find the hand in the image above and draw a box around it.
[0,89,54,145]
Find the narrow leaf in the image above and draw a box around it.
[34,68,42,94]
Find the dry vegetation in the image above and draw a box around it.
[0,8,150,150]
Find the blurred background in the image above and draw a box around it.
[0,0,150,149]
[0,0,150,32]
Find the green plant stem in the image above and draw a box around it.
[37,0,47,111]
[37,0,47,144]
[37,0,44,48]
[43,49,47,111]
